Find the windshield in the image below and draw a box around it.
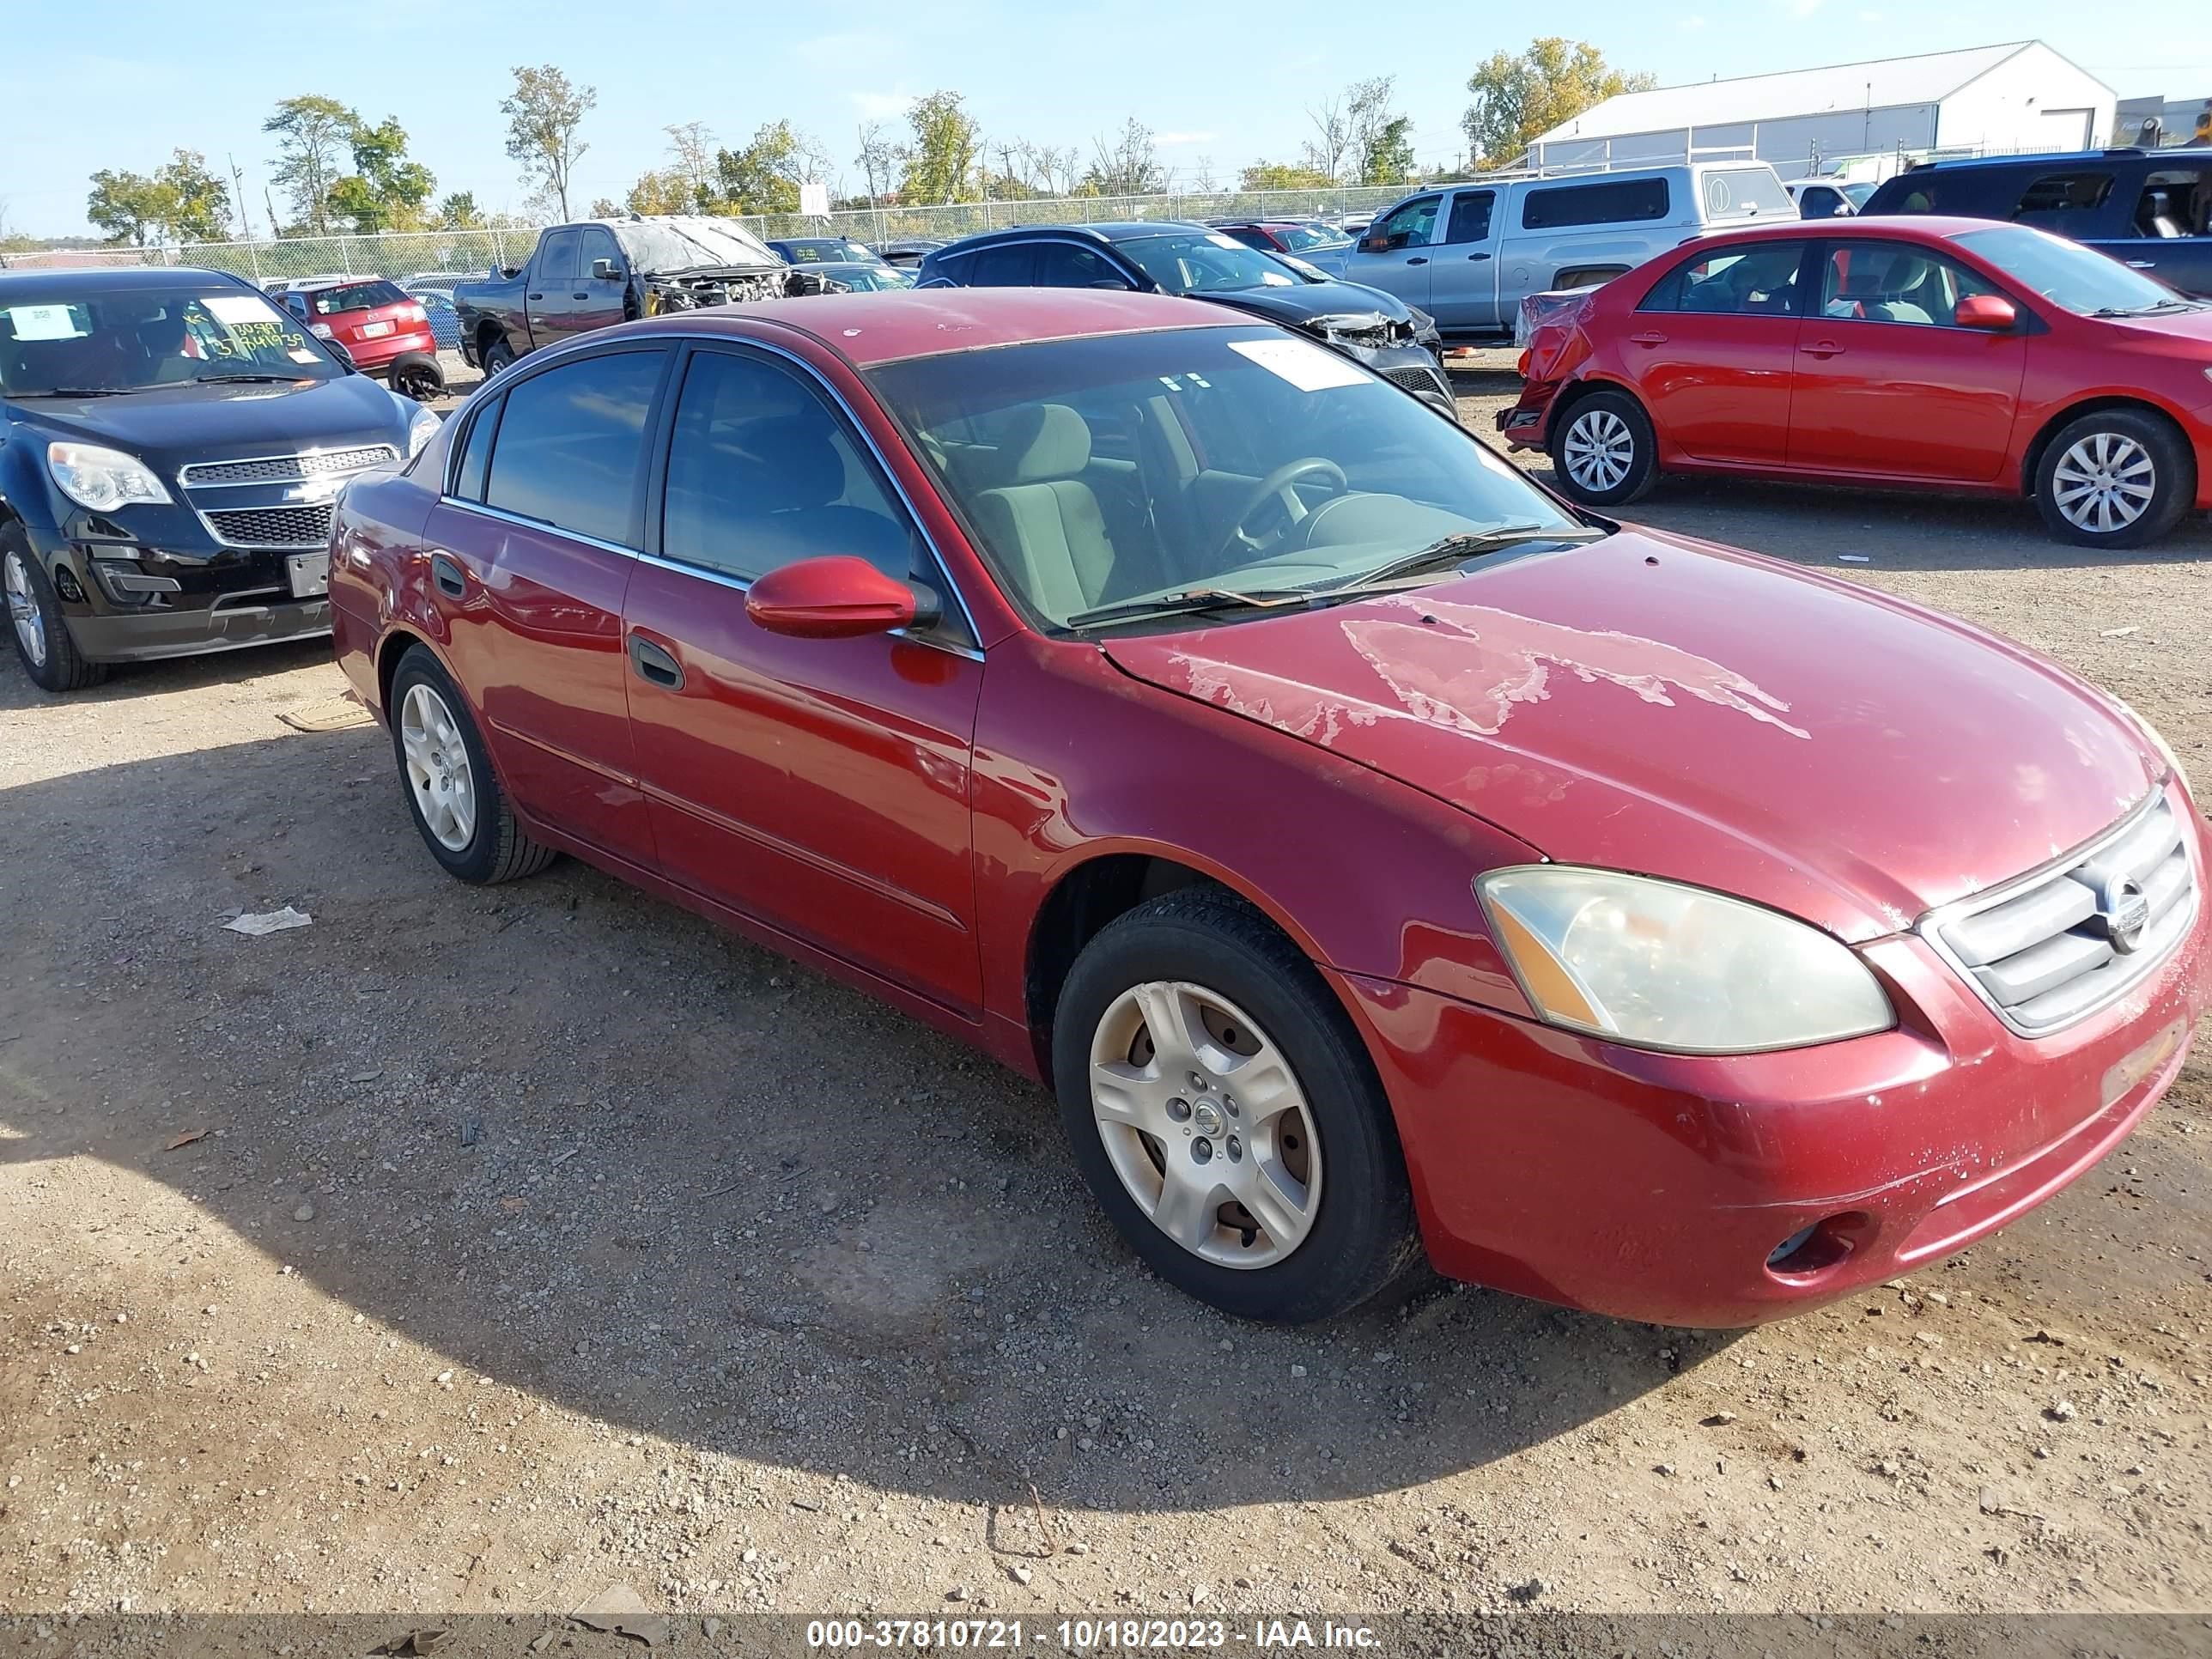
[0,285,343,396]
[1116,232,1303,294]
[306,279,407,315]
[1954,224,2185,314]
[1841,182,1876,208]
[1276,223,1351,252]
[614,216,779,271]
[869,325,1580,630]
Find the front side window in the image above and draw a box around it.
[1032,243,1131,289]
[483,349,663,545]
[1642,243,1807,315]
[1522,178,1669,231]
[2133,168,2212,238]
[1371,196,1440,249]
[0,284,344,396]
[869,326,1579,629]
[1817,244,1998,326]
[661,349,917,584]
[577,227,622,276]
[1954,224,2192,315]
[1443,191,1495,246]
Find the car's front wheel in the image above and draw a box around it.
[3,538,106,693]
[388,645,555,884]
[2033,409,2193,549]
[1051,890,1418,1323]
[1549,388,1658,507]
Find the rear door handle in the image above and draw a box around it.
[1406,256,1428,265]
[526,292,544,301]
[2126,260,2156,269]
[428,553,466,598]
[572,291,589,300]
[628,634,684,690]
[1629,331,1668,346]
[1800,342,1844,358]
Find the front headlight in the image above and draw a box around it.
[406,405,442,459]
[1478,866,1895,1054]
[46,442,173,512]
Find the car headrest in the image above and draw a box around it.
[988,403,1091,484]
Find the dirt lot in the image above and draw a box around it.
[3,356,2210,1636]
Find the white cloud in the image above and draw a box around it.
[849,89,914,121]
[1156,131,1219,146]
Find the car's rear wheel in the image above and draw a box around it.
[388,645,555,884]
[1051,889,1418,1323]
[1550,388,1657,506]
[390,356,444,402]
[3,539,106,694]
[479,335,515,376]
[2033,409,2193,549]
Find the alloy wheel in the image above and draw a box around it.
[4,552,47,670]
[1086,980,1322,1269]
[1563,407,1634,493]
[398,682,477,852]
[2051,433,2155,537]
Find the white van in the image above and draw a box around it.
[1340,162,1795,339]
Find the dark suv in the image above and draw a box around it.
[916,222,1455,415]
[2,266,435,691]
[1863,148,2212,295]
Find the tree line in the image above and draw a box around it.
[70,39,1648,247]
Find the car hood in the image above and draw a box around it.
[14,373,410,463]
[1197,279,1416,329]
[1103,529,2159,943]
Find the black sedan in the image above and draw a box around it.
[915,223,1455,416]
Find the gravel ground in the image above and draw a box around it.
[3,354,2209,1632]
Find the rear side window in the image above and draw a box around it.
[969,243,1036,285]
[2014,171,2114,226]
[1443,191,1494,245]
[926,252,974,286]
[1032,243,1129,289]
[451,398,498,500]
[536,229,581,282]
[1522,178,1669,230]
[483,349,664,546]
[310,280,406,314]
[1640,243,1807,314]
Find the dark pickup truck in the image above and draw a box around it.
[454,216,823,374]
[1863,149,2212,296]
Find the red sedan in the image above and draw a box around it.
[1501,217,2212,548]
[331,289,2209,1328]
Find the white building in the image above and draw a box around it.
[1528,42,2118,180]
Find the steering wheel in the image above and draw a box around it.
[1210,458,1349,565]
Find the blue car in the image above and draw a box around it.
[404,285,461,350]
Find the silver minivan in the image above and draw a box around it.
[1340,162,1795,338]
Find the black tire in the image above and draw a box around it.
[3,538,106,694]
[2033,408,2193,550]
[387,644,555,884]
[1547,387,1658,507]
[479,334,515,376]
[389,356,444,402]
[1050,888,1419,1324]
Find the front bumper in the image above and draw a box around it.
[70,588,331,661]
[1333,863,2211,1328]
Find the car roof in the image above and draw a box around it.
[1901,148,2147,173]
[1687,215,2010,247]
[625,288,1240,368]
[0,264,254,295]
[930,222,1212,258]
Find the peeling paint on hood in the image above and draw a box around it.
[1104,529,2159,943]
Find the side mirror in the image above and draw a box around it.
[500,264,521,280]
[591,258,620,281]
[1954,294,2018,331]
[1358,232,1388,253]
[745,556,935,639]
[325,338,357,372]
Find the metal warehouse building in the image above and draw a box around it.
[1528,41,2118,179]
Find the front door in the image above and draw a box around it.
[1425,189,1500,331]
[622,343,986,1011]
[427,344,671,868]
[2095,162,2212,295]
[1787,242,2027,482]
[1344,194,1440,308]
[573,225,631,334]
[1627,240,1809,465]
[526,228,584,342]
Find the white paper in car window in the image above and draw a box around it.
[288,349,320,363]
[7,304,85,341]
[203,292,281,325]
[1226,337,1372,392]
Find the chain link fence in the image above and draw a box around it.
[3,187,1420,283]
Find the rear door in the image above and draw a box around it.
[423,344,671,868]
[1424,189,1500,330]
[1341,193,1440,307]
[1626,239,1809,465]
[1787,240,2027,482]
[622,342,986,1009]
[526,229,583,341]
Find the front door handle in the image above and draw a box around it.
[2126,260,2156,269]
[526,292,544,301]
[1467,251,1491,261]
[428,552,466,598]
[1629,331,1668,346]
[1406,256,1429,265]
[628,634,684,690]
[572,291,589,300]
[1800,342,1844,359]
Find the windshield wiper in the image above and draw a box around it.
[1322,524,1607,592]
[21,385,146,398]
[2092,299,2200,318]
[1066,586,1319,629]
[193,372,308,384]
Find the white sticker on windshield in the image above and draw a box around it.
[1226,337,1372,392]
[289,349,320,363]
[6,303,84,341]
[204,292,282,325]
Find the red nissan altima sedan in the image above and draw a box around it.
[329,289,2209,1328]
[1500,217,2212,548]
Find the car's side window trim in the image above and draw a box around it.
[639,337,984,658]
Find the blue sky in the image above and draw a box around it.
[5,0,2210,239]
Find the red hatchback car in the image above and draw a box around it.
[1502,217,2212,548]
[281,277,443,402]
[331,289,2209,1328]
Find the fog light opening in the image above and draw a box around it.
[1765,1212,1865,1280]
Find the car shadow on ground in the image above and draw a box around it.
[0,712,1729,1516]
[0,636,337,714]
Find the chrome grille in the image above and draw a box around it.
[181,446,396,487]
[201,504,335,550]
[1925,791,2197,1036]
